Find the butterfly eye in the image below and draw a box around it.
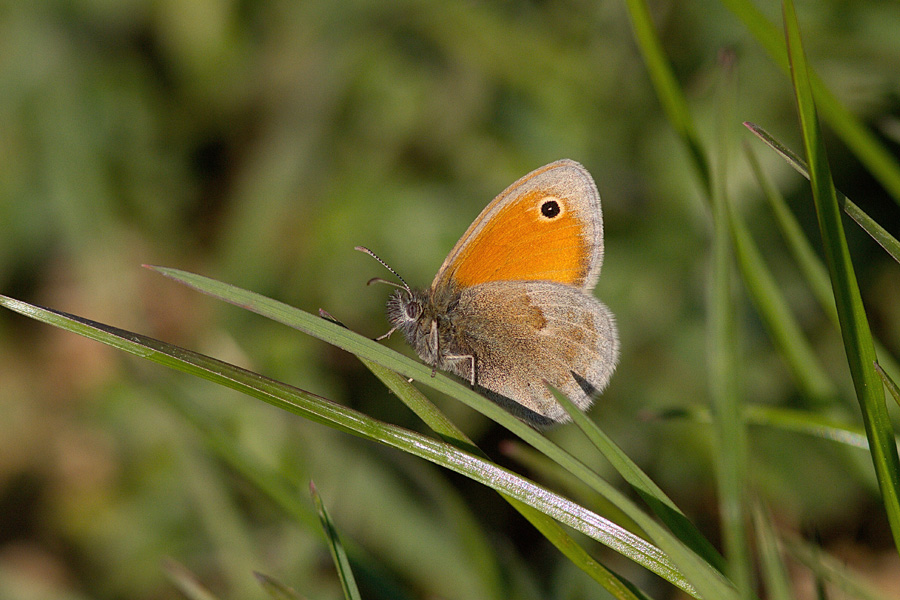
[539,197,562,219]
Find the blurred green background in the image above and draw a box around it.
[2,0,900,598]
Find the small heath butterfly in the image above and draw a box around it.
[360,159,619,426]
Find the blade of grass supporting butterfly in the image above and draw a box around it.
[743,138,900,386]
[310,481,362,600]
[360,358,647,600]
[743,122,900,266]
[142,268,738,600]
[750,504,793,600]
[721,0,900,206]
[783,0,900,553]
[254,572,306,600]
[550,386,727,574]
[0,295,699,596]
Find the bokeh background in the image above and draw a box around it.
[2,1,900,598]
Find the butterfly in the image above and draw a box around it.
[360,159,619,426]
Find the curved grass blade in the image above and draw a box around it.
[310,481,361,600]
[0,294,698,596]
[784,0,900,552]
[144,267,738,599]
[744,122,900,266]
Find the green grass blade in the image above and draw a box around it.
[710,95,753,597]
[552,387,727,574]
[0,294,699,595]
[722,0,900,205]
[783,0,900,553]
[310,481,362,600]
[877,363,900,411]
[143,267,738,599]
[750,504,793,600]
[729,206,837,406]
[361,357,646,599]
[623,0,711,193]
[743,139,900,386]
[659,404,873,451]
[744,122,900,265]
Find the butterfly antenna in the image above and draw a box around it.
[355,246,412,293]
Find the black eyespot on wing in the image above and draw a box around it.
[541,199,561,218]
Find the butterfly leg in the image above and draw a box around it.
[444,353,476,387]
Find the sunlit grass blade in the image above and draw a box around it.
[623,0,710,193]
[358,349,646,599]
[255,572,306,600]
[721,0,900,205]
[310,481,362,600]
[353,342,637,599]
[784,0,900,552]
[0,294,701,596]
[744,122,900,265]
[751,504,793,600]
[552,387,727,574]
[144,267,738,599]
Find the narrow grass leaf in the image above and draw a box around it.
[552,386,727,574]
[623,0,710,193]
[751,504,793,600]
[743,138,900,386]
[310,482,362,600]
[877,363,900,410]
[359,351,645,599]
[710,85,753,596]
[784,0,900,552]
[0,295,699,595]
[729,205,837,405]
[722,0,900,205]
[744,122,900,265]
